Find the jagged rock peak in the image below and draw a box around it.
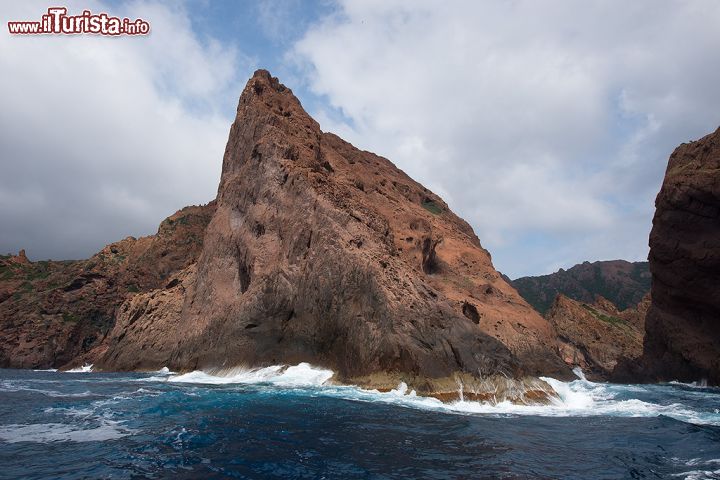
[236,69,313,126]
[245,69,293,97]
[221,69,320,181]
[11,249,30,265]
[92,70,573,397]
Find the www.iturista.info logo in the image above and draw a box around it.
[8,7,150,35]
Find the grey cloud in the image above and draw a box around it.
[0,0,248,260]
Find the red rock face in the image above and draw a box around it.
[0,203,215,369]
[642,127,720,385]
[546,294,648,380]
[98,70,572,388]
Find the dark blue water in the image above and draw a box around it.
[0,368,719,479]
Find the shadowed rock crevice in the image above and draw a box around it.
[237,256,251,294]
[462,301,480,324]
[421,237,442,274]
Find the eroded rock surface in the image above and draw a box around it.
[547,294,648,380]
[0,203,215,368]
[641,127,720,385]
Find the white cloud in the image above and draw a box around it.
[294,0,720,277]
[0,0,249,259]
[3,0,719,278]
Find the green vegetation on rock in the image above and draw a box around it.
[581,303,626,327]
[422,199,443,215]
[511,260,651,314]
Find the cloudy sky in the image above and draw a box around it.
[1,0,719,278]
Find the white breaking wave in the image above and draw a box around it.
[164,362,334,387]
[674,468,720,480]
[65,364,93,373]
[20,364,715,426]
[572,366,587,381]
[137,363,720,425]
[672,458,720,480]
[320,375,720,426]
[141,367,175,380]
[669,380,710,389]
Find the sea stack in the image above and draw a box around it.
[642,127,720,385]
[95,70,571,397]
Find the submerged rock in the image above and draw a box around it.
[350,371,559,405]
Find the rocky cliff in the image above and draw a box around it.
[94,70,572,397]
[641,127,720,385]
[546,294,648,380]
[0,203,215,368]
[512,260,651,315]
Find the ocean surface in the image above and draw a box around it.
[0,365,718,479]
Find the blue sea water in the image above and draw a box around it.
[0,365,718,479]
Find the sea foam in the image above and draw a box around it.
[0,421,132,443]
[137,363,720,425]
[165,362,334,387]
[65,364,94,373]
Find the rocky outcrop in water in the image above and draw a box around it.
[641,127,720,385]
[0,203,215,369]
[95,70,572,396]
[512,260,651,315]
